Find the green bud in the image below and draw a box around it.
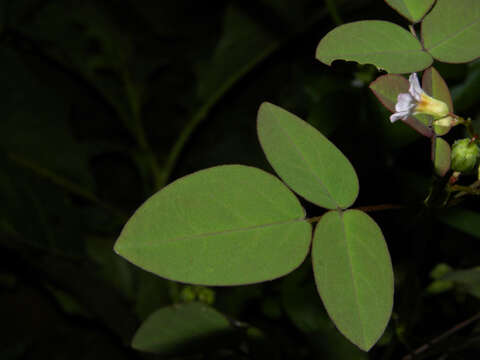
[196,287,215,305]
[451,138,480,173]
[179,286,196,302]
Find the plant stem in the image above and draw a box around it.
[325,0,343,25]
[8,152,128,222]
[402,312,480,360]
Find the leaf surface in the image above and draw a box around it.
[257,102,359,209]
[115,165,311,285]
[384,0,435,23]
[422,0,480,63]
[312,210,394,351]
[316,20,432,74]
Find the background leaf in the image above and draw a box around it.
[312,210,394,351]
[132,302,233,354]
[432,137,451,177]
[438,208,480,238]
[316,20,433,74]
[115,165,311,285]
[257,102,359,209]
[422,0,480,63]
[384,0,435,23]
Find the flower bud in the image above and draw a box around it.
[451,138,480,173]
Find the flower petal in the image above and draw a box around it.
[408,73,424,101]
[395,93,415,112]
[390,110,409,123]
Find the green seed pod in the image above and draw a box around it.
[451,138,480,173]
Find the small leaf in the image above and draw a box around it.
[422,67,454,135]
[384,0,435,23]
[369,75,434,137]
[132,302,232,354]
[316,20,433,74]
[115,165,311,285]
[433,137,451,177]
[257,102,359,209]
[422,0,480,63]
[312,210,394,351]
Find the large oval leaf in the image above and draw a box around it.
[384,0,435,23]
[132,302,232,354]
[257,102,359,209]
[316,20,433,74]
[115,165,311,285]
[422,0,480,63]
[312,210,394,351]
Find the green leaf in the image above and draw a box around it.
[422,0,480,63]
[115,165,311,285]
[312,210,394,351]
[422,67,454,135]
[384,0,435,23]
[433,137,451,177]
[132,302,233,354]
[257,102,359,209]
[369,75,434,137]
[316,20,433,74]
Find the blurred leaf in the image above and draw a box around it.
[194,4,275,101]
[443,267,480,298]
[438,208,480,238]
[86,236,135,300]
[134,271,171,320]
[452,63,480,112]
[316,20,433,74]
[422,0,480,63]
[312,210,394,351]
[0,157,85,254]
[422,67,454,135]
[115,165,311,285]
[257,102,359,209]
[0,47,93,187]
[384,0,435,23]
[132,302,233,354]
[426,263,454,294]
[433,137,451,177]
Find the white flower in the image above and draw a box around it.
[390,73,449,123]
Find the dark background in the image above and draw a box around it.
[1,0,480,359]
